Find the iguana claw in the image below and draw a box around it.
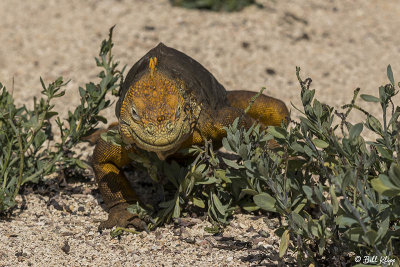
[98,203,147,231]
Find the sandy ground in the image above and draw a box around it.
[1,0,400,266]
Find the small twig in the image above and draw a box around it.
[238,87,266,128]
[11,76,14,96]
[244,87,266,115]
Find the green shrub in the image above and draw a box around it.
[121,67,400,265]
[253,67,400,264]
[0,27,124,213]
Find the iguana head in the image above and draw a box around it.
[119,56,200,159]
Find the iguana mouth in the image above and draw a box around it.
[132,126,185,151]
[119,119,189,153]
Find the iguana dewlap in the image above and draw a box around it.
[92,43,289,229]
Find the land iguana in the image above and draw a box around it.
[92,43,289,230]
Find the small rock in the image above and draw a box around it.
[82,188,92,195]
[154,229,163,239]
[173,228,182,236]
[174,217,199,227]
[140,231,148,238]
[87,231,95,236]
[246,226,255,232]
[64,205,74,213]
[61,240,70,254]
[230,221,238,228]
[263,218,277,228]
[144,25,155,31]
[258,230,270,238]
[215,236,234,242]
[138,247,148,254]
[265,68,276,75]
[182,237,195,244]
[15,250,27,257]
[61,232,73,236]
[252,237,265,246]
[49,199,63,211]
[262,244,274,250]
[196,239,209,248]
[295,32,310,42]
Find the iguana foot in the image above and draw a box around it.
[98,203,147,231]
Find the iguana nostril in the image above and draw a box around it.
[166,122,173,132]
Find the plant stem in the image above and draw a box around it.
[8,118,24,198]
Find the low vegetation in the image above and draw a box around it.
[0,27,122,213]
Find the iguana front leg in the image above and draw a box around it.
[92,138,145,230]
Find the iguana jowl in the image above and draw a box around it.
[92,43,289,229]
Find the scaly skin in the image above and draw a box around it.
[92,43,289,229]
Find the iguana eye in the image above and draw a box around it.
[131,105,140,121]
[175,104,181,118]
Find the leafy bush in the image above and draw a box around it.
[254,67,400,264]
[0,27,124,213]
[169,0,257,12]
[121,67,400,265]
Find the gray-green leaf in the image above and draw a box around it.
[253,193,276,212]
